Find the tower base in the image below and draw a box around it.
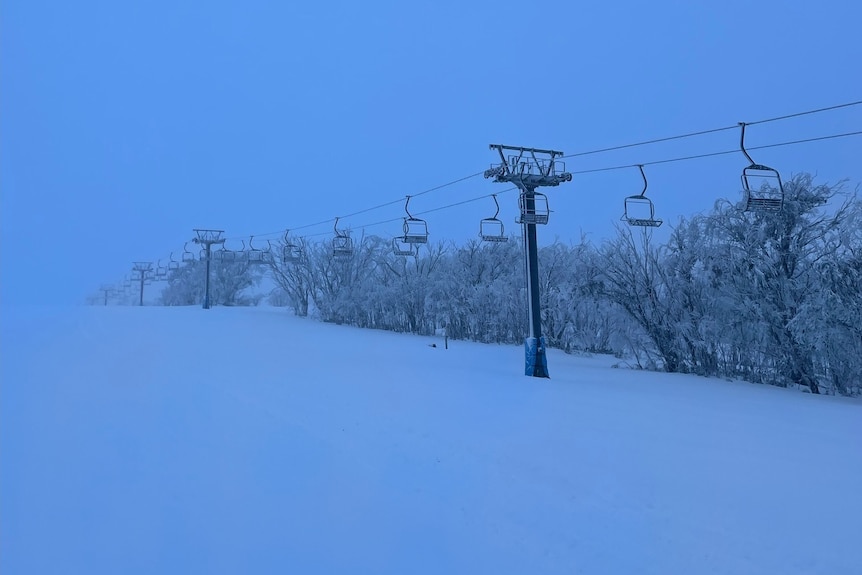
[525,337,549,378]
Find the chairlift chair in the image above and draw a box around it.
[331,217,354,258]
[621,165,663,228]
[215,243,237,262]
[282,231,303,263]
[168,252,180,271]
[516,191,550,225]
[259,240,275,264]
[182,242,195,263]
[401,196,429,243]
[283,244,302,263]
[480,194,508,242]
[739,122,784,212]
[392,237,415,256]
[246,236,264,263]
[155,260,168,280]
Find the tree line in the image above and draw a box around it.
[159,174,862,395]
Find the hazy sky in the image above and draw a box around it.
[2,0,860,305]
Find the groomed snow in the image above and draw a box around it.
[2,306,860,574]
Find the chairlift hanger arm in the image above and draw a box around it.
[738,122,774,168]
[637,164,648,197]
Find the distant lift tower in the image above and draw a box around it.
[99,284,114,306]
[131,262,154,306]
[485,145,572,378]
[192,229,225,310]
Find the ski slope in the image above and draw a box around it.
[2,306,860,574]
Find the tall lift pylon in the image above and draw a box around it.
[485,144,572,378]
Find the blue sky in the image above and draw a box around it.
[2,0,860,305]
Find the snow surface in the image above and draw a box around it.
[2,306,860,574]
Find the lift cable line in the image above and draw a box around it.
[747,100,862,126]
[567,130,862,175]
[218,100,862,245]
[134,105,862,282]
[295,127,860,237]
[561,99,862,159]
[221,171,487,243]
[143,126,862,276]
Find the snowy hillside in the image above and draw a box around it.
[2,306,860,574]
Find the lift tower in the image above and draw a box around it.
[484,145,572,378]
[131,262,153,306]
[192,229,225,309]
[99,284,113,306]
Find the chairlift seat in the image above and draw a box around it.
[745,195,783,211]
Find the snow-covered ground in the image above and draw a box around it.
[2,306,860,574]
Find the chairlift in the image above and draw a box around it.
[392,237,415,256]
[621,165,663,228]
[517,191,550,225]
[739,122,784,212]
[155,260,168,280]
[246,236,264,263]
[259,240,275,264]
[168,252,180,271]
[182,242,195,263]
[282,231,303,263]
[401,195,429,243]
[332,217,354,258]
[214,241,238,262]
[480,194,508,242]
